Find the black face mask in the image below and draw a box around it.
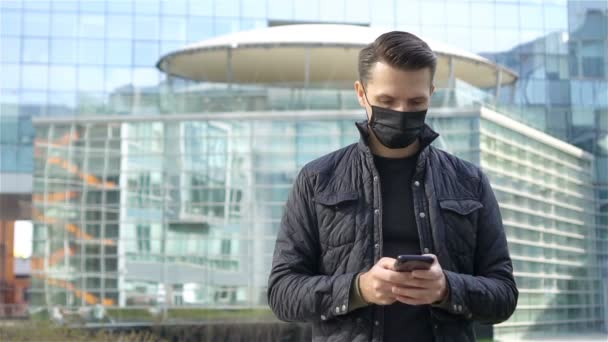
[363,86,428,149]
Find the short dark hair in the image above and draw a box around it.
[358,31,437,85]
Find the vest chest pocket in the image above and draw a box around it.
[313,191,359,248]
[439,199,483,258]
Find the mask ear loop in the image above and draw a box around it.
[360,81,373,123]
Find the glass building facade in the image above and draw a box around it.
[1,0,606,339]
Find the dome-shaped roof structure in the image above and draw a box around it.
[157,24,517,89]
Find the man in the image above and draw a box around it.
[267,31,518,342]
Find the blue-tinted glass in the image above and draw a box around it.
[471,29,495,53]
[19,91,47,112]
[134,41,159,67]
[23,38,49,63]
[495,3,520,29]
[161,17,187,41]
[1,10,22,36]
[106,40,132,66]
[420,26,447,46]
[47,91,76,114]
[108,0,133,13]
[161,0,187,15]
[0,64,20,89]
[107,14,133,39]
[420,1,446,27]
[48,66,77,91]
[520,30,546,50]
[24,11,50,37]
[1,145,18,172]
[215,0,239,17]
[160,41,181,56]
[50,38,77,64]
[24,0,50,11]
[134,0,159,15]
[215,18,238,36]
[1,1,21,10]
[51,13,79,37]
[187,17,214,41]
[80,0,105,13]
[105,67,132,92]
[320,0,345,22]
[445,2,470,27]
[78,67,105,91]
[132,67,159,87]
[79,14,106,38]
[239,19,266,32]
[17,145,33,172]
[1,37,20,62]
[268,0,293,19]
[294,0,318,21]
[134,15,160,40]
[520,4,544,30]
[52,1,78,11]
[188,0,213,16]
[446,27,472,52]
[470,2,494,29]
[395,1,419,27]
[345,0,369,24]
[0,116,18,143]
[242,0,267,18]
[370,0,394,26]
[494,29,521,52]
[22,65,48,90]
[78,39,105,65]
[544,5,568,31]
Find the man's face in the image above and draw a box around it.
[355,61,435,121]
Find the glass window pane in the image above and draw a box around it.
[24,1,50,11]
[80,1,105,13]
[0,64,20,89]
[370,0,393,26]
[22,65,48,90]
[1,10,22,36]
[445,2,470,27]
[495,3,520,29]
[345,0,369,23]
[107,0,132,14]
[105,67,132,93]
[24,11,50,36]
[1,37,20,62]
[320,0,345,22]
[544,5,568,30]
[520,4,544,30]
[420,1,447,27]
[79,14,106,38]
[106,40,132,66]
[294,0,318,21]
[187,17,214,42]
[134,41,159,67]
[78,67,105,92]
[160,41,181,56]
[215,0,239,17]
[132,67,159,87]
[188,0,213,16]
[52,1,79,12]
[268,0,293,19]
[161,17,187,41]
[107,14,133,39]
[242,0,267,18]
[23,38,49,63]
[471,3,494,29]
[48,66,77,91]
[78,39,105,65]
[214,18,239,37]
[161,0,187,15]
[134,0,159,15]
[51,13,79,38]
[50,38,77,64]
[134,15,159,40]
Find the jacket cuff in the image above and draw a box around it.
[430,270,472,320]
[348,273,370,312]
[320,272,358,321]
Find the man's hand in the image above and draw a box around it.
[358,258,399,305]
[391,254,448,306]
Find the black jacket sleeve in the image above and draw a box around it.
[267,169,357,322]
[432,171,519,324]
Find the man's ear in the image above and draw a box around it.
[430,84,435,97]
[354,80,367,108]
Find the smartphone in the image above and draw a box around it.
[393,255,434,272]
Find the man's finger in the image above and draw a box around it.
[392,286,428,299]
[395,295,427,306]
[378,257,397,270]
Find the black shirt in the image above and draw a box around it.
[373,151,434,342]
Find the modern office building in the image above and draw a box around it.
[0,0,605,339]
